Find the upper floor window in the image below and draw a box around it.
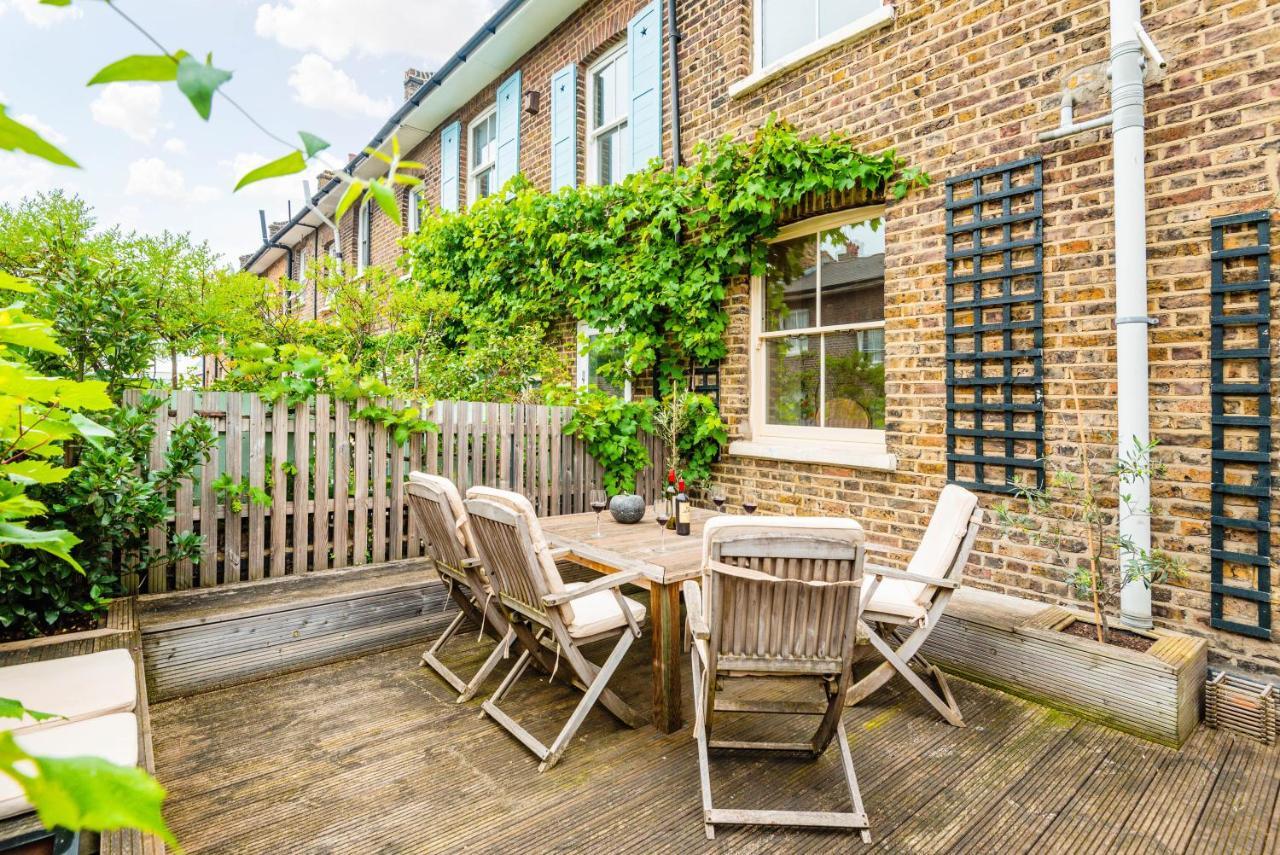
[407,187,422,233]
[755,0,884,68]
[587,44,629,186]
[750,207,886,444]
[469,107,498,202]
[356,199,371,273]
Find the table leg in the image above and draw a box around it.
[650,581,683,733]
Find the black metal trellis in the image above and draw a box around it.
[944,156,1045,494]
[689,360,721,408]
[1209,211,1272,641]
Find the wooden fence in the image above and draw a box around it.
[125,390,664,593]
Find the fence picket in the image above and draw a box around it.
[313,395,330,572]
[148,394,646,588]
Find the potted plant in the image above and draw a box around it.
[985,380,1207,746]
[651,389,728,510]
[562,388,653,523]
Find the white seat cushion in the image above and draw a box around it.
[861,579,929,624]
[0,649,136,734]
[562,583,647,639]
[0,713,140,820]
[409,471,475,554]
[901,484,978,607]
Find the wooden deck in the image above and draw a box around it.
[149,608,1280,854]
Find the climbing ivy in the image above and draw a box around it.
[403,116,927,393]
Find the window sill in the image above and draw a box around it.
[728,5,896,100]
[728,439,898,472]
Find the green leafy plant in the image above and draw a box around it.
[561,387,655,496]
[404,117,928,396]
[994,381,1184,644]
[651,390,728,488]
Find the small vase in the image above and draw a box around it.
[608,493,645,524]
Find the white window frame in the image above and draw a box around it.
[407,186,422,233]
[468,106,498,205]
[586,42,629,187]
[732,0,894,98]
[576,322,632,400]
[356,199,371,274]
[747,205,887,450]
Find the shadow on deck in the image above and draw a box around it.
[148,599,1280,854]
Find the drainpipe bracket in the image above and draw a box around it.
[1116,315,1158,327]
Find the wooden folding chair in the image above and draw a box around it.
[463,486,647,772]
[406,473,514,703]
[845,484,983,727]
[683,516,872,842]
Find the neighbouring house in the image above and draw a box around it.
[237,0,1280,676]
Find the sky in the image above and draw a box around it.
[0,0,499,266]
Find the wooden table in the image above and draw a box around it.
[541,506,714,734]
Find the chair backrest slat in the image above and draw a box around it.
[464,494,553,623]
[706,521,865,668]
[406,480,471,574]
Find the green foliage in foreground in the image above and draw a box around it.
[0,697,177,849]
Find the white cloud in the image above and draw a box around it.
[162,138,187,155]
[0,0,81,28]
[90,84,164,144]
[255,0,497,62]
[13,111,67,146]
[124,157,221,203]
[0,153,77,205]
[287,53,395,118]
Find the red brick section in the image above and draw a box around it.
[257,0,1279,673]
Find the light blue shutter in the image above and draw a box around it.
[627,1,662,172]
[495,70,521,188]
[550,64,577,191]
[439,121,460,212]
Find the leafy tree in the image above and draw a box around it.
[133,231,220,388]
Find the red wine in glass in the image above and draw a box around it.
[590,489,607,538]
[654,500,670,549]
[743,496,758,515]
[712,493,726,513]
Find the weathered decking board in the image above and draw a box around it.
[149,633,1279,855]
[137,561,448,702]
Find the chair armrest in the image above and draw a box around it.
[865,562,960,589]
[864,541,894,556]
[682,580,709,640]
[541,567,647,605]
[548,547,572,562]
[461,556,483,569]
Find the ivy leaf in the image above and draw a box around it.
[298,131,329,159]
[0,104,77,167]
[334,179,367,221]
[87,53,182,85]
[234,150,306,192]
[0,732,178,848]
[175,54,232,120]
[366,179,399,225]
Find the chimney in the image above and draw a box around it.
[404,68,433,100]
[239,253,253,269]
[269,221,288,239]
[315,170,337,189]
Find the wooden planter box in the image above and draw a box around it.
[921,588,1207,747]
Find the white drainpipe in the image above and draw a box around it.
[1040,1,1163,628]
[1111,0,1154,629]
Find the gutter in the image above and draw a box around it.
[666,0,682,167]
[240,0,536,272]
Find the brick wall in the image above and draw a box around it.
[262,0,1279,673]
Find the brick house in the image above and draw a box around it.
[238,0,1280,675]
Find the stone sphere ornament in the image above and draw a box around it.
[608,493,645,524]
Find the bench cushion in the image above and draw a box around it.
[0,649,136,734]
[0,713,140,820]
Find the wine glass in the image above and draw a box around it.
[654,499,670,550]
[712,490,727,514]
[742,493,758,515]
[590,489,608,538]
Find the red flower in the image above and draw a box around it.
[677,479,686,492]
[668,469,677,484]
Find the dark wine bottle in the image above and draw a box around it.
[675,479,691,536]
